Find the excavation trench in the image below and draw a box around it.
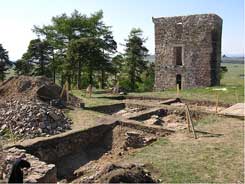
[95,96,229,113]
[86,103,205,131]
[10,101,206,183]
[19,121,172,182]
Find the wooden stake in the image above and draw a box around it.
[60,81,69,102]
[60,81,67,98]
[176,84,180,97]
[185,107,191,132]
[215,92,219,113]
[186,104,197,139]
[66,81,69,102]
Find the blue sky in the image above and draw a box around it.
[0,0,244,60]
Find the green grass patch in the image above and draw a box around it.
[70,89,121,107]
[194,114,221,126]
[126,116,244,183]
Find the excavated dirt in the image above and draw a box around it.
[115,107,147,117]
[55,125,159,183]
[0,76,81,106]
[0,76,82,139]
[78,163,159,183]
[143,114,187,130]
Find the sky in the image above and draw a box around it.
[0,0,244,61]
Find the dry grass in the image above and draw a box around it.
[127,115,244,183]
[70,90,121,107]
[66,108,110,131]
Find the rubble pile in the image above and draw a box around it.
[162,114,186,130]
[0,147,56,183]
[0,99,72,138]
[0,75,82,107]
[144,115,164,126]
[124,131,156,148]
[80,163,159,183]
[143,114,186,130]
[0,76,80,139]
[115,107,145,117]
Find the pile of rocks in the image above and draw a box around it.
[0,75,82,107]
[0,147,56,183]
[80,163,159,183]
[144,115,164,126]
[124,131,156,148]
[0,99,72,139]
[115,107,144,117]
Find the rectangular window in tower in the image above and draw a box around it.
[173,47,183,66]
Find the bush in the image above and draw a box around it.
[119,78,134,92]
[220,66,228,79]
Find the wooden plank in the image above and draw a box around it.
[218,103,245,118]
[186,104,197,139]
[185,107,191,132]
[159,98,181,105]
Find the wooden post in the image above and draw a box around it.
[185,104,197,139]
[176,84,180,97]
[66,81,69,102]
[60,81,66,98]
[185,107,191,132]
[215,92,219,113]
[60,81,69,102]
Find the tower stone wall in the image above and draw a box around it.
[153,14,222,90]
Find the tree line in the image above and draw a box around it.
[1,10,155,92]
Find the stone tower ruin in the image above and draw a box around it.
[153,14,222,90]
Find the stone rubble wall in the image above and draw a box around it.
[2,124,114,183]
[18,124,114,164]
[1,120,174,183]
[153,14,222,90]
[0,147,57,183]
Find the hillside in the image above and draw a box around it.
[146,55,244,64]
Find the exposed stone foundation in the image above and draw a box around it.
[1,147,56,183]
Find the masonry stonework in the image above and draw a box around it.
[153,14,222,90]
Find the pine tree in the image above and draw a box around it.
[0,44,11,81]
[124,28,149,91]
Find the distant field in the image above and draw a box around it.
[146,55,244,64]
[222,57,244,64]
[129,63,244,104]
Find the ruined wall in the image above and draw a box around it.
[153,14,222,90]
[1,148,57,183]
[21,124,113,164]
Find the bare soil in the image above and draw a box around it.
[57,125,159,183]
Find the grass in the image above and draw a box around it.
[129,63,244,104]
[126,115,244,183]
[70,89,121,107]
[66,108,110,130]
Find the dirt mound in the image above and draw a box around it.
[0,75,82,107]
[0,76,50,100]
[0,76,83,139]
[80,163,158,183]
